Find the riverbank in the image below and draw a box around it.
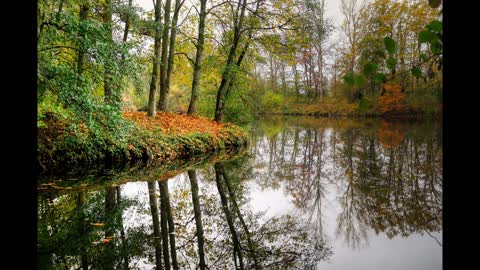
[38,111,248,173]
[261,97,441,118]
[38,147,248,195]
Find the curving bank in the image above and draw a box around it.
[37,111,248,173]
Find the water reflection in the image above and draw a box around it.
[250,117,441,249]
[38,116,442,269]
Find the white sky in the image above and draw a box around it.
[132,0,365,75]
[135,0,345,26]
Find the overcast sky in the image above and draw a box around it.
[133,0,355,69]
[135,0,346,26]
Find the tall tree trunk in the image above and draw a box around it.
[147,0,163,117]
[333,60,337,98]
[103,0,114,104]
[293,63,300,98]
[317,44,324,100]
[158,181,171,270]
[214,163,244,269]
[280,60,286,97]
[214,0,248,122]
[116,187,130,270]
[214,46,238,122]
[77,3,88,75]
[165,0,183,113]
[120,0,132,65]
[147,182,163,270]
[158,0,172,111]
[188,170,207,270]
[123,0,133,43]
[187,0,207,115]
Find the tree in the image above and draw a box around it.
[187,0,208,115]
[157,0,172,111]
[147,0,163,117]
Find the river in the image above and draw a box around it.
[38,116,442,270]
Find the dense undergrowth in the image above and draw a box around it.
[38,108,248,173]
[256,85,441,118]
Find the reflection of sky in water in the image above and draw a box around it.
[40,117,441,269]
[119,121,442,269]
[247,174,442,270]
[246,126,442,270]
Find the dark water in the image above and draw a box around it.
[37,116,442,270]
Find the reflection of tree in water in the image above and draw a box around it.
[38,157,332,269]
[250,124,335,244]
[335,121,442,246]
[249,118,442,248]
[37,187,147,270]
[37,118,441,269]
[169,159,332,269]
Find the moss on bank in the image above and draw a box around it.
[38,112,248,172]
[38,147,249,196]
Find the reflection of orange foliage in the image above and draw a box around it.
[378,83,407,114]
[377,121,405,148]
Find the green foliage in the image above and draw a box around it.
[386,57,397,69]
[411,67,422,78]
[383,37,396,55]
[224,90,255,125]
[374,73,386,83]
[427,20,442,32]
[418,30,435,43]
[260,92,284,112]
[363,63,378,76]
[343,72,355,86]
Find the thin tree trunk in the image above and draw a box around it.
[147,0,163,117]
[293,63,300,98]
[165,0,184,111]
[103,0,114,104]
[161,181,179,270]
[188,170,207,270]
[187,0,207,115]
[214,0,248,122]
[158,181,171,270]
[120,0,133,65]
[104,187,116,270]
[214,163,244,270]
[148,181,163,270]
[158,0,172,111]
[123,0,133,43]
[77,3,88,75]
[222,168,262,270]
[116,187,129,270]
[77,192,88,270]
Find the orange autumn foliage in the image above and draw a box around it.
[378,83,407,115]
[377,121,406,148]
[123,112,226,136]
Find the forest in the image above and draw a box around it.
[37,1,443,268]
[37,0,442,168]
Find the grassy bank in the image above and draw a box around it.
[259,94,441,118]
[38,111,248,172]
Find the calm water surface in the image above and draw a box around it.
[38,116,442,270]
